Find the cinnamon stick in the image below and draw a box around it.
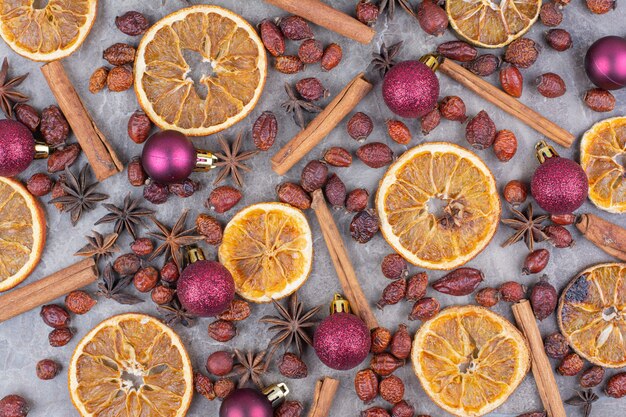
[265,0,375,44]
[512,300,567,417]
[41,61,123,181]
[307,377,340,417]
[0,258,98,323]
[310,189,379,330]
[437,58,575,148]
[272,73,372,175]
[576,213,626,261]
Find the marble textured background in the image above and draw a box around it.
[0,0,625,416]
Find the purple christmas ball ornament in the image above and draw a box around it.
[141,130,197,183]
[382,60,440,118]
[584,36,626,90]
[0,119,35,177]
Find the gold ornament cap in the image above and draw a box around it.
[195,149,218,172]
[263,383,289,407]
[535,140,560,164]
[419,54,441,72]
[186,245,206,264]
[330,293,351,315]
[34,142,50,159]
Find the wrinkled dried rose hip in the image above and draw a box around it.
[545,29,572,51]
[420,106,441,135]
[391,400,414,417]
[47,143,81,173]
[323,147,352,167]
[49,327,74,347]
[128,157,148,186]
[536,73,566,98]
[206,351,234,376]
[128,111,152,144]
[416,0,449,36]
[381,254,408,280]
[605,372,626,398]
[362,407,390,417]
[41,105,69,147]
[0,395,30,417]
[14,103,40,132]
[279,16,313,41]
[324,173,346,208]
[436,41,477,62]
[466,110,496,150]
[130,237,154,256]
[503,180,528,205]
[347,112,374,142]
[463,54,500,76]
[584,88,615,112]
[406,272,428,301]
[194,372,215,401]
[356,0,380,26]
[409,297,440,321]
[208,186,242,213]
[65,290,96,315]
[196,214,223,245]
[218,299,251,321]
[539,2,563,26]
[300,160,328,192]
[390,324,412,360]
[530,276,557,320]
[580,366,605,388]
[115,11,150,36]
[278,352,308,379]
[259,19,285,57]
[543,332,570,359]
[386,120,411,144]
[370,353,403,376]
[298,39,324,64]
[371,327,392,353]
[475,287,500,307]
[350,210,380,243]
[89,67,109,94]
[133,267,159,293]
[439,96,467,122]
[113,253,141,276]
[355,368,379,403]
[557,353,584,376]
[107,65,134,92]
[27,173,53,196]
[252,111,278,151]
[499,281,526,302]
[36,359,60,380]
[208,320,237,342]
[493,130,518,162]
[40,304,70,328]
[214,378,235,399]
[296,78,328,102]
[346,188,369,212]
[103,43,136,66]
[357,142,393,168]
[275,400,304,417]
[168,179,198,198]
[160,260,179,283]
[504,38,541,68]
[276,182,311,210]
[151,285,175,305]
[432,268,484,296]
[499,64,524,98]
[377,279,407,309]
[321,43,343,71]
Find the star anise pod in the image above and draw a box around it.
[565,389,598,417]
[95,193,154,239]
[158,298,196,327]
[148,211,203,269]
[501,203,549,251]
[213,132,258,188]
[371,41,403,79]
[96,263,143,305]
[230,349,269,388]
[281,82,322,129]
[49,165,108,225]
[379,0,416,20]
[75,231,120,261]
[0,57,28,119]
[260,292,321,355]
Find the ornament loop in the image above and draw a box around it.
[195,149,218,172]
[34,142,50,159]
[262,383,289,407]
[419,54,442,72]
[186,245,205,264]
[535,140,559,164]
[330,293,351,315]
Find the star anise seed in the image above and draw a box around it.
[49,165,108,225]
[230,349,269,388]
[213,132,259,188]
[97,263,143,305]
[75,231,120,261]
[95,193,154,239]
[148,211,203,270]
[370,41,403,79]
[501,203,549,251]
[159,298,196,328]
[0,57,29,119]
[565,389,598,417]
[379,0,416,20]
[281,83,322,129]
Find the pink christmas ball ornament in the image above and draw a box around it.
[141,130,197,183]
[219,388,273,417]
[0,119,35,177]
[382,60,440,118]
[584,36,626,90]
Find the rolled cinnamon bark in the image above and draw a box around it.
[576,213,626,261]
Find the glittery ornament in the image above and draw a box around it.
[382,60,439,118]
[0,119,35,177]
[220,384,289,417]
[313,294,371,371]
[531,141,588,214]
[585,36,626,90]
[177,247,235,317]
[141,130,216,183]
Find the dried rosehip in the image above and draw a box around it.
[586,0,615,14]
[530,276,557,320]
[370,353,404,376]
[0,395,30,417]
[259,19,285,57]
[40,105,69,147]
[347,112,374,142]
[40,304,70,328]
[540,2,563,26]
[475,287,500,307]
[160,260,179,283]
[114,253,141,276]
[439,96,467,122]
[544,225,574,248]
[505,38,541,68]
[208,320,236,342]
[168,179,198,198]
[499,64,523,98]
[503,180,528,205]
[151,285,175,305]
[377,279,407,309]
[350,210,380,243]
[371,327,392,353]
[49,327,73,347]
[128,157,147,186]
[116,11,150,36]
[128,111,152,144]
[346,188,369,212]
[357,142,393,168]
[557,353,584,376]
[36,359,60,380]
[416,0,448,36]
[275,401,304,417]
[206,351,234,376]
[278,352,308,379]
[194,372,215,401]
[432,268,484,296]
[522,249,550,275]
[380,375,404,404]
[252,111,278,151]
[543,332,570,359]
[409,297,440,321]
[436,41,477,62]
[406,273,428,301]
[133,266,159,293]
[279,16,313,40]
[276,182,312,210]
[466,110,496,150]
[391,400,414,417]
[584,88,615,112]
[362,407,391,417]
[214,378,235,399]
[420,106,441,135]
[464,54,500,76]
[130,238,154,257]
[545,29,572,51]
[27,173,53,196]
[218,299,251,321]
[103,43,136,66]
[550,213,576,225]
[499,281,526,303]
[14,104,40,132]
[208,186,242,213]
[493,130,518,162]
[50,175,67,211]
[536,73,566,98]
[301,160,328,192]
[107,65,134,92]
[89,67,109,94]
[296,78,328,102]
[196,214,222,245]
[390,324,411,360]
[356,0,380,26]
[386,120,411,145]
[298,39,324,64]
[355,368,379,403]
[324,173,346,208]
[323,147,352,167]
[580,366,605,388]
[381,254,408,280]
[65,290,96,315]
[321,43,343,71]
[605,372,626,398]
[47,143,81,173]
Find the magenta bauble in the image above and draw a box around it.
[531,157,588,214]
[141,130,196,183]
[177,260,235,317]
[219,388,273,417]
[0,119,35,177]
[313,312,371,370]
[382,60,439,118]
[584,36,626,90]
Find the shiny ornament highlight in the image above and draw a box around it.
[220,384,289,417]
[585,36,626,90]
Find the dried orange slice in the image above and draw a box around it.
[0,0,97,61]
[412,305,530,417]
[580,117,626,213]
[218,202,312,303]
[134,5,267,136]
[0,177,45,292]
[558,263,626,368]
[446,0,540,48]
[69,313,193,417]
[376,142,500,270]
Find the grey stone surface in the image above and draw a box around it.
[0,0,625,416]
